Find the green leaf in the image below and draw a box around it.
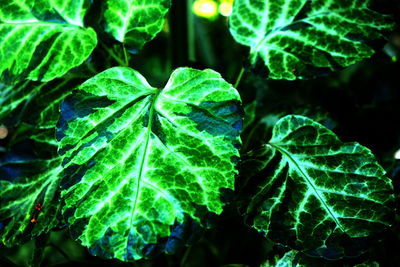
[57,67,242,260]
[0,77,84,128]
[241,115,394,254]
[0,0,97,82]
[102,0,171,50]
[229,0,394,80]
[0,140,63,246]
[50,0,90,27]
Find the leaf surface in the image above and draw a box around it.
[0,140,63,246]
[57,67,242,260]
[102,0,170,50]
[0,0,97,82]
[229,0,394,79]
[241,115,394,253]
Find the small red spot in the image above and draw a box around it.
[30,218,37,223]
[35,203,43,211]
[291,68,296,72]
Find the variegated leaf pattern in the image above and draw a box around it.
[241,115,394,253]
[102,0,171,50]
[229,0,394,79]
[0,140,63,246]
[57,67,242,261]
[0,0,97,82]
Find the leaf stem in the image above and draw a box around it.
[187,0,196,62]
[99,40,127,67]
[234,67,245,89]
[122,43,129,66]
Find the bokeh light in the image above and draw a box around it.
[193,0,219,19]
[219,0,233,16]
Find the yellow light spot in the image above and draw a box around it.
[0,125,8,139]
[395,149,400,159]
[219,1,232,16]
[193,0,218,19]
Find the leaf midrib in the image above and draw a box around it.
[269,142,345,233]
[130,89,162,222]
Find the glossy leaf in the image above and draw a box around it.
[241,115,394,253]
[0,0,97,82]
[57,67,242,260]
[229,0,394,79]
[102,0,171,50]
[0,140,63,246]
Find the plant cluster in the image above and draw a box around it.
[0,0,399,266]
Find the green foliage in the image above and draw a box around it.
[56,67,242,260]
[0,140,63,246]
[0,77,83,128]
[0,0,97,82]
[0,0,398,266]
[241,115,394,253]
[103,0,171,50]
[230,0,395,79]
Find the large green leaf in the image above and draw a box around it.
[241,115,394,254]
[229,0,394,80]
[57,67,242,260]
[102,0,170,50]
[0,0,97,82]
[0,140,63,246]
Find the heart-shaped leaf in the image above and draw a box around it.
[240,115,394,255]
[57,67,242,260]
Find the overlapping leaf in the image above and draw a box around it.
[0,77,83,128]
[102,0,171,50]
[57,67,242,260]
[241,115,394,255]
[0,0,97,82]
[229,0,394,79]
[0,140,63,246]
